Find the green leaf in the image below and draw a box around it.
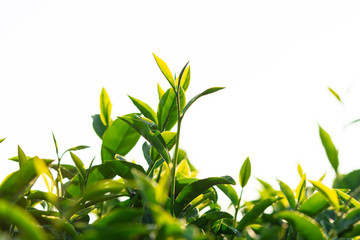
[70,152,86,180]
[52,132,59,156]
[239,157,251,188]
[319,125,339,173]
[92,114,107,139]
[0,157,47,202]
[100,87,112,126]
[182,87,225,117]
[216,184,239,207]
[309,180,339,211]
[346,118,360,127]
[128,95,157,124]
[0,199,47,240]
[191,211,233,229]
[276,211,326,240]
[337,208,360,236]
[181,66,190,92]
[277,179,296,210]
[153,53,175,89]
[150,131,177,161]
[118,115,171,163]
[64,145,90,153]
[336,189,360,208]
[157,83,165,100]
[295,173,307,204]
[175,176,235,216]
[0,138,5,144]
[93,208,144,227]
[157,88,186,131]
[105,160,145,179]
[328,87,341,102]
[83,225,149,240]
[82,179,126,202]
[132,169,157,205]
[50,164,77,180]
[298,192,329,217]
[18,145,27,168]
[333,169,360,192]
[237,197,280,231]
[101,117,141,162]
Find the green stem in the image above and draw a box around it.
[233,187,244,228]
[170,88,182,217]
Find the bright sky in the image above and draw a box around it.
[1,1,360,200]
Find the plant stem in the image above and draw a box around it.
[233,187,244,228]
[170,88,182,216]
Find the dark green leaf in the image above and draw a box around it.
[118,115,171,163]
[92,114,107,139]
[142,142,152,166]
[182,87,225,117]
[106,160,145,179]
[239,157,251,188]
[128,95,157,124]
[175,176,235,216]
[237,197,280,231]
[276,211,326,240]
[150,131,177,161]
[94,208,144,227]
[191,211,233,229]
[319,125,339,173]
[101,117,141,162]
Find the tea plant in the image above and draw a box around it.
[0,55,360,239]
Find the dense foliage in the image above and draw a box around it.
[1,55,360,239]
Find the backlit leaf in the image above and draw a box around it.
[328,87,341,102]
[153,53,175,89]
[336,189,360,208]
[18,145,27,168]
[239,157,251,188]
[70,152,86,180]
[216,184,239,207]
[295,174,306,204]
[309,180,339,211]
[100,87,112,126]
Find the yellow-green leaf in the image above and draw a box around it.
[328,87,341,103]
[309,180,339,211]
[239,157,251,188]
[100,87,112,126]
[319,125,339,173]
[153,53,175,89]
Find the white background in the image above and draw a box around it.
[1,1,360,201]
